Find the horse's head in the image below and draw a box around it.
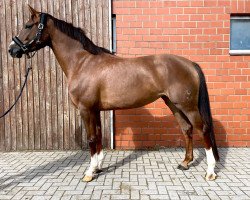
[9,5,50,58]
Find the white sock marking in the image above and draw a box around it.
[97,150,104,170]
[85,150,105,177]
[205,148,216,176]
[85,153,98,176]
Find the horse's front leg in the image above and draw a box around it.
[80,108,100,182]
[95,111,104,173]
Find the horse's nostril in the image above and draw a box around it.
[13,48,21,55]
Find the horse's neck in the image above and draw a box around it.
[50,28,88,78]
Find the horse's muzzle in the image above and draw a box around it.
[9,47,23,58]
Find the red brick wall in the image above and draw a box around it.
[112,0,250,149]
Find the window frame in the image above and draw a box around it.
[229,15,250,56]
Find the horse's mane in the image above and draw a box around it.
[49,15,111,55]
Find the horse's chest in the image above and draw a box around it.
[68,79,99,108]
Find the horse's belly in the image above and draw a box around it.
[99,63,165,110]
[99,90,161,110]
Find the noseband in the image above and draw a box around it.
[0,14,47,117]
[12,13,47,58]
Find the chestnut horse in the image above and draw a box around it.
[9,6,219,182]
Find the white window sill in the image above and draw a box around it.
[229,50,250,55]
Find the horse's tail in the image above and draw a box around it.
[193,62,219,161]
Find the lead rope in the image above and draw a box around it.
[0,58,32,118]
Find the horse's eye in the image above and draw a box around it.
[25,24,34,29]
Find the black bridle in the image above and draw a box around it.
[12,13,47,58]
[0,14,47,118]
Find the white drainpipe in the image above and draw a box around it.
[109,0,114,149]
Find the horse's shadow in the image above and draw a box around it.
[0,151,89,190]
[99,106,228,176]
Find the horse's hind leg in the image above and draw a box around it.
[162,96,193,170]
[184,110,217,180]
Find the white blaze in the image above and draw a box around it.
[8,33,20,50]
[8,41,15,49]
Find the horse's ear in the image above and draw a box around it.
[28,4,39,16]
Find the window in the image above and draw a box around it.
[230,15,250,55]
[112,14,116,53]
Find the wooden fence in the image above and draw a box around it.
[0,0,111,151]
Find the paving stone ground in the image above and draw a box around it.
[0,148,249,200]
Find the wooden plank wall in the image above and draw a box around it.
[0,0,111,151]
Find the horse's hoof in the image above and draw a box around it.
[177,164,189,170]
[82,175,93,182]
[205,173,217,181]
